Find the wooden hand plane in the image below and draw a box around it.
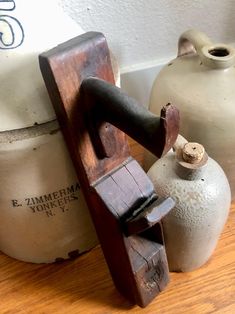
[39,32,179,308]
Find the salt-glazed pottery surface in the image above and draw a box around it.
[0,0,103,263]
[149,29,235,199]
[147,136,231,272]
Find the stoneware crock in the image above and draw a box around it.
[147,136,231,272]
[0,0,101,263]
[149,29,235,199]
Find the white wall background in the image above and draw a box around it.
[59,0,235,72]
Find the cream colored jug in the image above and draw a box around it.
[149,29,235,199]
[148,136,231,272]
[0,0,101,263]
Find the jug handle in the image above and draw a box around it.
[173,134,188,151]
[178,29,213,57]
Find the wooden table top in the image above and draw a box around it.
[0,142,234,314]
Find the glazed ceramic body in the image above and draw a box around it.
[0,122,97,263]
[149,29,235,199]
[147,148,231,272]
[0,0,99,263]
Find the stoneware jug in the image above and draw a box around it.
[0,0,101,263]
[149,29,235,199]
[147,136,231,272]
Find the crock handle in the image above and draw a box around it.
[178,29,213,57]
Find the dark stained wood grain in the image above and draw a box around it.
[91,158,172,307]
[39,32,129,184]
[125,197,175,236]
[39,32,178,307]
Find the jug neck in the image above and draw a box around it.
[174,141,208,181]
[199,44,235,69]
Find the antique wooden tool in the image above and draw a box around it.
[39,32,179,307]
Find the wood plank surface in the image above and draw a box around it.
[0,141,234,314]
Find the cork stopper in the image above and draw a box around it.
[182,142,205,164]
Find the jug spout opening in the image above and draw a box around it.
[208,47,230,57]
[200,44,235,69]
